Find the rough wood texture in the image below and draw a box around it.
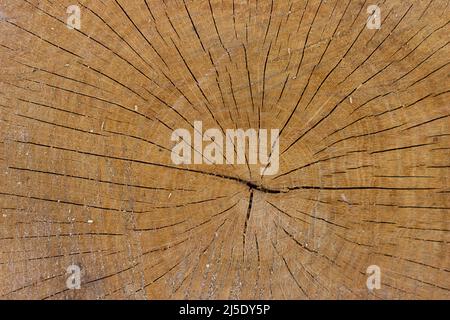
[0,0,449,300]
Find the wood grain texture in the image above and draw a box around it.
[0,0,449,299]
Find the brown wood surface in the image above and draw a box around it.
[0,0,449,299]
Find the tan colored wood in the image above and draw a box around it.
[0,0,449,299]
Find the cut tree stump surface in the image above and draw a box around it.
[0,0,449,299]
